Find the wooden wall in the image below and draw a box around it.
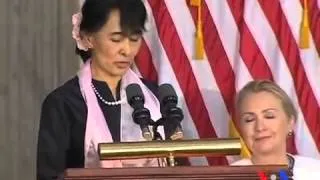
[0,0,79,179]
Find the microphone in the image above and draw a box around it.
[126,83,153,141]
[158,84,184,140]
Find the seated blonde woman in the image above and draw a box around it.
[231,80,320,179]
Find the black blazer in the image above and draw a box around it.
[36,77,159,180]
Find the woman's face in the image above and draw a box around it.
[238,91,294,156]
[86,9,142,78]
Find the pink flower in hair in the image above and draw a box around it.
[72,12,89,51]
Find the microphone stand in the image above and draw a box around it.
[151,118,176,167]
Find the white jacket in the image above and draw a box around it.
[231,155,320,179]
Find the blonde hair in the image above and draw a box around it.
[236,80,297,121]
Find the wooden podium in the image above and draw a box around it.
[64,165,289,180]
[63,138,291,179]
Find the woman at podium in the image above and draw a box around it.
[37,0,163,179]
[231,80,320,179]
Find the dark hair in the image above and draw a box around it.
[75,0,147,62]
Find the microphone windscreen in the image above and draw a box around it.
[125,83,144,107]
[158,84,177,103]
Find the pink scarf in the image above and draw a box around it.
[78,60,163,168]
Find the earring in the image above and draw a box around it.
[288,130,293,136]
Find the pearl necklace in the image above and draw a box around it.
[91,83,124,106]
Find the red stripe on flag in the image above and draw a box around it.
[259,0,320,150]
[148,0,228,165]
[227,0,298,154]
[227,0,273,80]
[135,39,158,82]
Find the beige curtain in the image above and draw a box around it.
[0,0,79,179]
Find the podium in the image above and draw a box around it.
[64,165,289,179]
[63,138,291,179]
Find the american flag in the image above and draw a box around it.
[133,0,320,166]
